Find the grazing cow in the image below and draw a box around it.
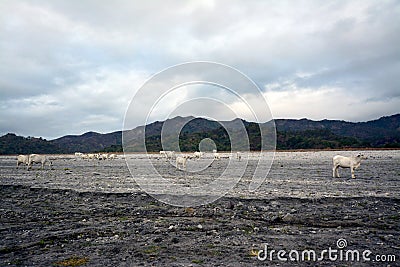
[28,154,52,170]
[87,153,96,160]
[160,150,175,160]
[17,155,30,168]
[193,151,204,159]
[74,152,83,161]
[98,153,109,160]
[166,151,175,160]
[332,154,366,179]
[176,156,188,170]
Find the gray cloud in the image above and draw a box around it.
[0,0,399,139]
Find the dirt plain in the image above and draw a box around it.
[0,150,399,266]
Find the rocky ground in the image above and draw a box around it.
[0,151,399,266]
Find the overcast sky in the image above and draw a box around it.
[1,0,399,139]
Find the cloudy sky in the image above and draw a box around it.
[1,0,399,139]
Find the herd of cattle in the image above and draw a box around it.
[159,150,367,178]
[74,152,118,160]
[16,152,118,170]
[15,151,367,178]
[16,154,52,170]
[159,150,242,171]
[15,150,233,171]
[159,150,242,161]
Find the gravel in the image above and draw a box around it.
[1,150,399,266]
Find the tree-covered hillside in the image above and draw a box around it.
[1,114,399,154]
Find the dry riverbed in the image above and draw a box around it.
[0,151,399,266]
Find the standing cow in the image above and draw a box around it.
[176,156,189,170]
[17,155,30,168]
[332,154,366,178]
[27,154,52,170]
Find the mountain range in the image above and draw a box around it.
[1,114,399,154]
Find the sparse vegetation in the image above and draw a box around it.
[143,245,160,255]
[54,256,89,266]
[191,259,204,264]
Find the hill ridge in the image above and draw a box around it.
[1,114,399,154]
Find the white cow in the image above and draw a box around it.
[88,153,97,160]
[28,154,52,170]
[193,151,204,159]
[160,150,175,160]
[17,155,30,168]
[166,151,175,160]
[176,156,188,170]
[108,154,117,159]
[74,152,83,160]
[332,154,366,179]
[98,153,108,160]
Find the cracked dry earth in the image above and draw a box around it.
[0,150,399,266]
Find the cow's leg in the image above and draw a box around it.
[354,163,360,170]
[351,166,355,178]
[332,166,336,178]
[334,165,340,178]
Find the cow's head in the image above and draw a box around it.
[357,154,367,159]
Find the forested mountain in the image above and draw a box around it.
[1,114,399,154]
